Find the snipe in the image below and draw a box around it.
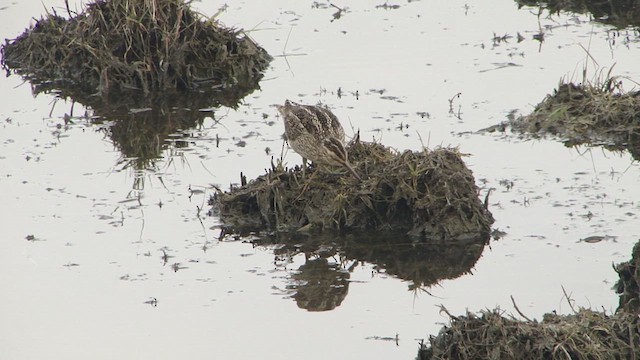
[277,100,361,181]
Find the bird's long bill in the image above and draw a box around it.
[341,161,362,181]
[324,137,362,181]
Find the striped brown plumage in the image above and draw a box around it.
[277,100,361,181]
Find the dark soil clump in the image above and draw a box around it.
[212,139,494,241]
[1,0,272,95]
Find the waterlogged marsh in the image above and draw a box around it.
[1,1,639,359]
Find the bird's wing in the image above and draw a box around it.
[319,106,345,140]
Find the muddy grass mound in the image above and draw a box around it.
[615,239,640,315]
[503,81,640,159]
[418,307,640,360]
[1,0,272,95]
[516,0,640,28]
[419,240,640,359]
[212,140,494,240]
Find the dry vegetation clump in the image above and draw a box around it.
[515,0,640,28]
[212,139,494,241]
[615,240,640,315]
[418,240,640,359]
[509,81,640,159]
[418,307,640,360]
[1,0,272,95]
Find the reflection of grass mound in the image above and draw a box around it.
[508,81,640,160]
[81,88,250,171]
[250,231,487,291]
[341,234,486,288]
[419,308,640,360]
[214,140,493,240]
[101,95,207,171]
[1,0,271,94]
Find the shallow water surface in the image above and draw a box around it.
[1,1,639,359]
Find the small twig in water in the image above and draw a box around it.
[561,285,578,313]
[511,295,533,322]
[330,3,346,21]
[448,93,462,120]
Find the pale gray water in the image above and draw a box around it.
[1,1,639,359]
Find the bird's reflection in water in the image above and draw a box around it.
[288,258,350,312]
